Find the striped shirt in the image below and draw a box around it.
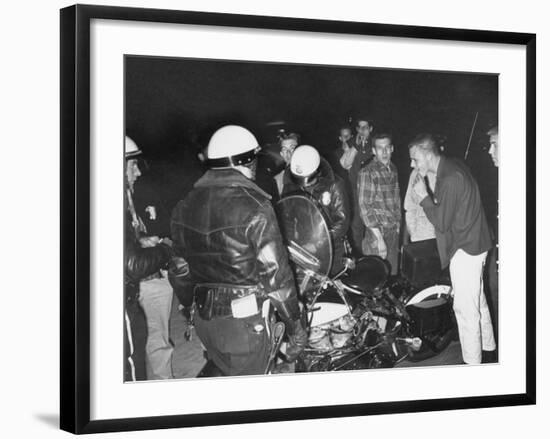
[357,159,401,230]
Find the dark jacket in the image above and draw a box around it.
[170,168,299,311]
[282,158,350,272]
[255,143,287,203]
[124,210,172,302]
[420,156,492,268]
[327,146,351,183]
[348,136,373,197]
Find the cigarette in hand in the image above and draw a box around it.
[145,206,157,220]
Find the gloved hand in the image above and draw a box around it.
[269,295,307,362]
[168,256,194,308]
[284,318,307,362]
[168,255,189,279]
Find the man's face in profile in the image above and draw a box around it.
[126,158,141,190]
[280,138,298,165]
[410,146,430,177]
[488,133,499,167]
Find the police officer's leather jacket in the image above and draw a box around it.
[170,168,300,320]
[282,157,350,273]
[282,157,349,241]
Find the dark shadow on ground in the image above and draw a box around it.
[34,413,58,429]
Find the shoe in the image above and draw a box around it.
[481,349,498,364]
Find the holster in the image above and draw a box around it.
[124,273,140,304]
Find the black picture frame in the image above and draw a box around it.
[60,4,536,434]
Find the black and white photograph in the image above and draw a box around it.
[123,56,500,382]
[3,0,547,437]
[0,0,550,439]
[54,2,537,435]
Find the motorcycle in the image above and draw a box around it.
[275,194,456,373]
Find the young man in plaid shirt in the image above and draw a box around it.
[357,133,401,274]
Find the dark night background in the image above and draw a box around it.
[125,55,498,225]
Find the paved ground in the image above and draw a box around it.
[167,295,464,380]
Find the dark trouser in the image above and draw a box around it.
[362,227,400,275]
[384,228,400,275]
[124,299,147,381]
[484,247,499,344]
[330,237,347,276]
[349,198,365,255]
[194,312,270,376]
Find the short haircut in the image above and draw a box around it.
[487,126,499,136]
[408,133,441,156]
[372,132,393,145]
[355,116,374,126]
[280,132,300,145]
[339,124,353,133]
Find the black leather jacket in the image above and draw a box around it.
[282,158,350,273]
[283,158,350,242]
[170,169,300,318]
[124,210,172,302]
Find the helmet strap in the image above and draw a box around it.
[205,148,257,168]
[292,168,319,188]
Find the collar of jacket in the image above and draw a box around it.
[194,168,272,200]
[436,156,467,182]
[317,156,335,184]
[435,156,452,179]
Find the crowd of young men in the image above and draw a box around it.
[124,117,499,380]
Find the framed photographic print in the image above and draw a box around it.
[60,4,536,434]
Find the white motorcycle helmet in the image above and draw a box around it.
[290,145,321,187]
[125,135,142,159]
[206,125,260,172]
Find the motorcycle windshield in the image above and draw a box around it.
[276,194,333,277]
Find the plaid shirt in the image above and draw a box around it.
[357,159,401,230]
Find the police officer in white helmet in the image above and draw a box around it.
[170,125,307,376]
[284,145,350,276]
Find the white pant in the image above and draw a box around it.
[450,249,496,364]
[139,274,174,379]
